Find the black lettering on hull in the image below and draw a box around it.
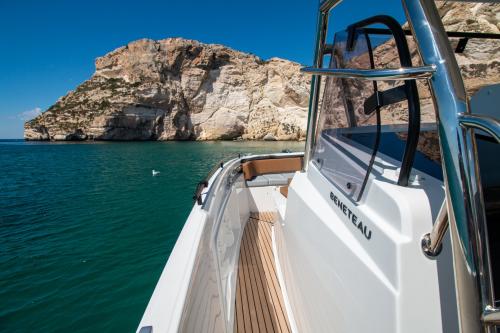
[329,191,373,241]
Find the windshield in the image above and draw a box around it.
[313,28,379,201]
[312,13,444,201]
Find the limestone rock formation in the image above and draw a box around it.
[25,38,310,141]
[24,2,498,142]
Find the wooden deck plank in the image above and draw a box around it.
[259,219,289,333]
[250,219,290,333]
[242,222,269,332]
[251,217,290,333]
[235,212,291,333]
[245,221,278,333]
[240,228,261,333]
[247,220,288,333]
[236,249,249,333]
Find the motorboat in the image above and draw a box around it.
[138,0,500,332]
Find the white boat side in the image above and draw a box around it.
[136,159,227,333]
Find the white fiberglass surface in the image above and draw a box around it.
[136,207,208,333]
[179,162,246,333]
[313,129,374,199]
[275,161,451,332]
[179,161,292,333]
[214,188,249,327]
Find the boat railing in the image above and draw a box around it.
[439,112,500,327]
[300,66,435,80]
[403,1,500,331]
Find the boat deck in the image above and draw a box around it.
[235,212,291,333]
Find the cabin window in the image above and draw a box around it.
[312,17,443,202]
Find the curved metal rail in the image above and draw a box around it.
[459,114,500,143]
[422,115,500,258]
[403,0,500,331]
[300,65,435,81]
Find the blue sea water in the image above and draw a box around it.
[0,140,304,332]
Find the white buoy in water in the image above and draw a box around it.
[152,170,160,176]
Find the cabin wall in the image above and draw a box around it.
[275,163,452,332]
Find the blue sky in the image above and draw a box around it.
[0,0,405,138]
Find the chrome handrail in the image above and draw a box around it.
[403,0,497,332]
[459,114,500,143]
[483,306,500,325]
[460,113,500,328]
[300,65,435,80]
[421,201,448,257]
[421,114,500,258]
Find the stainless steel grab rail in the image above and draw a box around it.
[421,114,500,258]
[403,0,499,331]
[421,201,448,257]
[483,306,500,325]
[461,113,500,328]
[300,65,436,80]
[459,114,500,143]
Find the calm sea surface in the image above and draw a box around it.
[0,140,304,332]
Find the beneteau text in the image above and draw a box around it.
[330,192,372,240]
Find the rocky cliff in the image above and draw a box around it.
[24,2,498,141]
[25,38,310,141]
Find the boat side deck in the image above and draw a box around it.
[235,212,291,333]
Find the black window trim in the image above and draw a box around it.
[346,15,421,188]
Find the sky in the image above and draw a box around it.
[0,0,405,138]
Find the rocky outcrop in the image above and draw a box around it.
[24,2,498,142]
[25,38,310,141]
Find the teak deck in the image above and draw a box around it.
[235,212,291,333]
